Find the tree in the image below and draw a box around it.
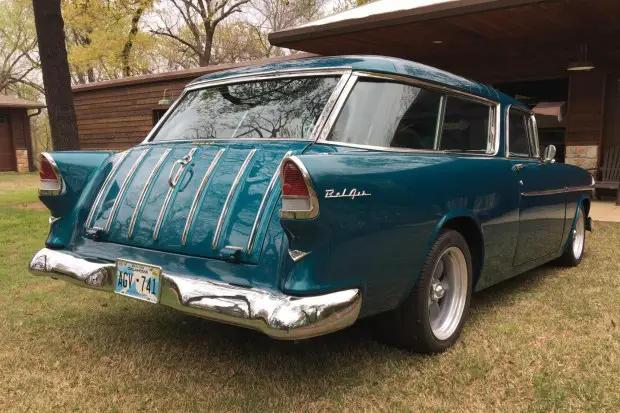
[333,0,372,13]
[32,0,80,151]
[121,1,153,77]
[151,0,252,67]
[63,0,155,83]
[250,0,327,57]
[0,0,42,96]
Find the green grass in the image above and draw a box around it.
[1,173,620,412]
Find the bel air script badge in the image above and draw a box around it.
[325,188,372,199]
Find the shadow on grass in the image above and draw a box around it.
[54,264,558,366]
[24,264,564,409]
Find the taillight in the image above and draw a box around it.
[39,153,64,196]
[280,158,318,219]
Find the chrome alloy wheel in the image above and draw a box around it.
[428,246,468,341]
[572,210,585,259]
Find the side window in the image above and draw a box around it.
[327,79,443,150]
[439,96,491,152]
[507,109,531,157]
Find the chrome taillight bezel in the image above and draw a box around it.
[39,153,65,196]
[279,156,319,220]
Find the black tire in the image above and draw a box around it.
[374,229,473,353]
[556,207,586,267]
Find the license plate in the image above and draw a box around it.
[115,259,162,304]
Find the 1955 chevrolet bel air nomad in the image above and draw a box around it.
[30,56,594,352]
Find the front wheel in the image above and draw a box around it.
[556,206,586,266]
[375,229,473,353]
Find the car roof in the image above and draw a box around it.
[189,55,528,109]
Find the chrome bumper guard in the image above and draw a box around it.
[29,248,362,340]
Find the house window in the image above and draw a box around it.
[153,108,169,125]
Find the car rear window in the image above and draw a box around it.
[152,76,340,141]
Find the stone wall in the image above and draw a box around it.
[565,145,598,173]
[15,149,29,173]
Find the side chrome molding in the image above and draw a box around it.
[246,151,292,256]
[128,148,172,239]
[521,185,595,197]
[181,148,226,246]
[85,150,130,229]
[212,149,257,251]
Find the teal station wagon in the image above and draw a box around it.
[30,56,594,352]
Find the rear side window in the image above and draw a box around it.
[438,96,491,152]
[327,80,443,150]
[507,109,532,157]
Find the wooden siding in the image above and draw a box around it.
[603,74,620,150]
[9,109,26,149]
[74,79,188,149]
[566,70,606,146]
[73,54,315,150]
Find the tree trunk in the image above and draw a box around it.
[199,30,214,67]
[32,0,80,151]
[121,5,146,77]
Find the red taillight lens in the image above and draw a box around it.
[282,161,309,197]
[280,158,318,219]
[40,155,58,180]
[39,154,63,195]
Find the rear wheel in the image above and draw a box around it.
[556,206,586,267]
[376,229,473,353]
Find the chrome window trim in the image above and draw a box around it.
[39,152,66,196]
[279,155,320,220]
[187,67,352,90]
[85,150,130,229]
[246,151,293,255]
[142,68,352,144]
[505,104,539,159]
[318,71,501,157]
[153,148,197,241]
[104,148,150,233]
[314,74,358,142]
[212,149,257,251]
[181,148,226,246]
[433,95,447,150]
[530,114,541,158]
[128,148,172,239]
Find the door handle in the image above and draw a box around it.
[512,164,526,174]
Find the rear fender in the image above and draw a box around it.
[41,151,116,247]
[418,212,485,294]
[278,151,446,314]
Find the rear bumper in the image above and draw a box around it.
[29,248,362,340]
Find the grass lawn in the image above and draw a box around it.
[1,172,620,412]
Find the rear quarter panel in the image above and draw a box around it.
[42,151,117,247]
[558,162,595,250]
[281,146,521,316]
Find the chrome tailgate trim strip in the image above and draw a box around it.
[128,148,172,239]
[246,150,292,255]
[85,150,130,229]
[104,149,150,233]
[153,148,197,241]
[182,148,226,246]
[212,149,257,251]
